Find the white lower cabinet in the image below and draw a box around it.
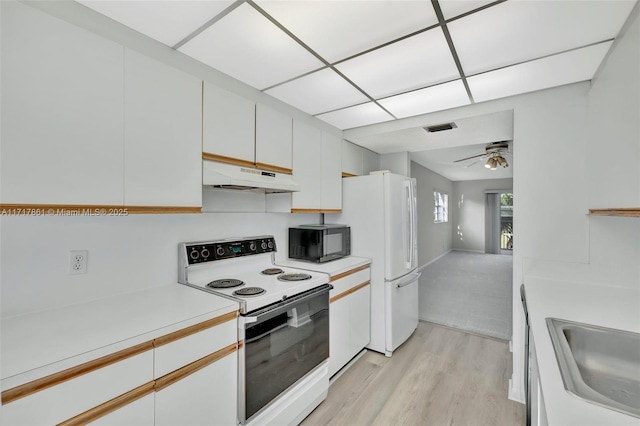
[329,296,352,377]
[155,352,237,426]
[328,267,371,378]
[0,313,238,426]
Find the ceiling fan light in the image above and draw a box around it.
[489,157,498,170]
[484,159,492,169]
[497,156,507,167]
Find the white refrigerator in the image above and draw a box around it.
[332,171,419,356]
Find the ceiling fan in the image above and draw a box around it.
[453,141,511,170]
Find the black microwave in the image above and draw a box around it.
[289,224,350,263]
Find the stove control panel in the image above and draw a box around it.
[184,236,277,265]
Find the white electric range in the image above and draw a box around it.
[178,236,331,425]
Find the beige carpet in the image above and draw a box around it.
[418,250,513,340]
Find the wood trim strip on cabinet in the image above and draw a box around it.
[342,172,358,178]
[330,280,370,304]
[153,311,237,348]
[589,208,640,217]
[202,152,255,168]
[255,162,293,175]
[0,204,201,215]
[124,206,201,214]
[330,264,371,282]
[1,341,154,405]
[56,382,155,426]
[291,208,342,214]
[154,343,237,392]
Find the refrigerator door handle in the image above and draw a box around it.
[409,179,417,270]
[395,272,421,288]
[404,180,412,269]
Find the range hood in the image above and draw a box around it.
[203,161,300,193]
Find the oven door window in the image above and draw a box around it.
[244,293,329,421]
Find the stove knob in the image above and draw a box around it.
[189,250,200,261]
[201,248,210,259]
[249,242,257,252]
[216,246,225,257]
[267,240,274,249]
[260,241,267,250]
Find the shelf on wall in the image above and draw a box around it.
[588,208,640,217]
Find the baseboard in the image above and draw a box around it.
[508,378,525,404]
[417,249,452,272]
[451,248,485,254]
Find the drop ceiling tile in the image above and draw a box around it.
[179,3,324,90]
[468,42,614,103]
[378,80,470,118]
[77,0,234,47]
[439,0,496,20]
[449,0,636,75]
[256,0,437,63]
[316,103,394,130]
[265,68,369,115]
[335,29,460,99]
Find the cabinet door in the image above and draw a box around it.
[124,49,202,207]
[203,82,255,165]
[292,120,322,210]
[342,140,363,176]
[321,132,343,211]
[1,1,124,205]
[363,148,380,175]
[256,103,292,173]
[350,284,371,357]
[329,296,352,378]
[155,352,238,426]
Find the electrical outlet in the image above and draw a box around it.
[69,250,88,275]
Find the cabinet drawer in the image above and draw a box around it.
[330,268,370,301]
[154,314,237,378]
[1,350,153,426]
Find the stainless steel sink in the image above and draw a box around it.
[546,318,640,418]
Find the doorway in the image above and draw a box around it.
[485,190,513,255]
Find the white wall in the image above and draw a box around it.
[0,212,318,317]
[452,178,513,252]
[411,162,453,266]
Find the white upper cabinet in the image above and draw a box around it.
[342,140,380,177]
[292,120,323,211]
[342,140,363,177]
[292,120,342,212]
[321,132,342,211]
[124,49,202,208]
[363,148,380,175]
[255,103,293,173]
[1,1,124,205]
[203,82,255,166]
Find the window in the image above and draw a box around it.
[434,190,448,223]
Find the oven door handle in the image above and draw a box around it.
[243,284,332,326]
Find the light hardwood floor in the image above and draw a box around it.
[302,322,525,426]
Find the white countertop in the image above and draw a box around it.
[276,256,371,278]
[1,285,238,387]
[524,276,640,426]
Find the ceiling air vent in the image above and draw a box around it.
[423,122,457,133]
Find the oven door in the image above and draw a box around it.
[239,284,331,424]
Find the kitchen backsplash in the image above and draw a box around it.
[0,212,317,317]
